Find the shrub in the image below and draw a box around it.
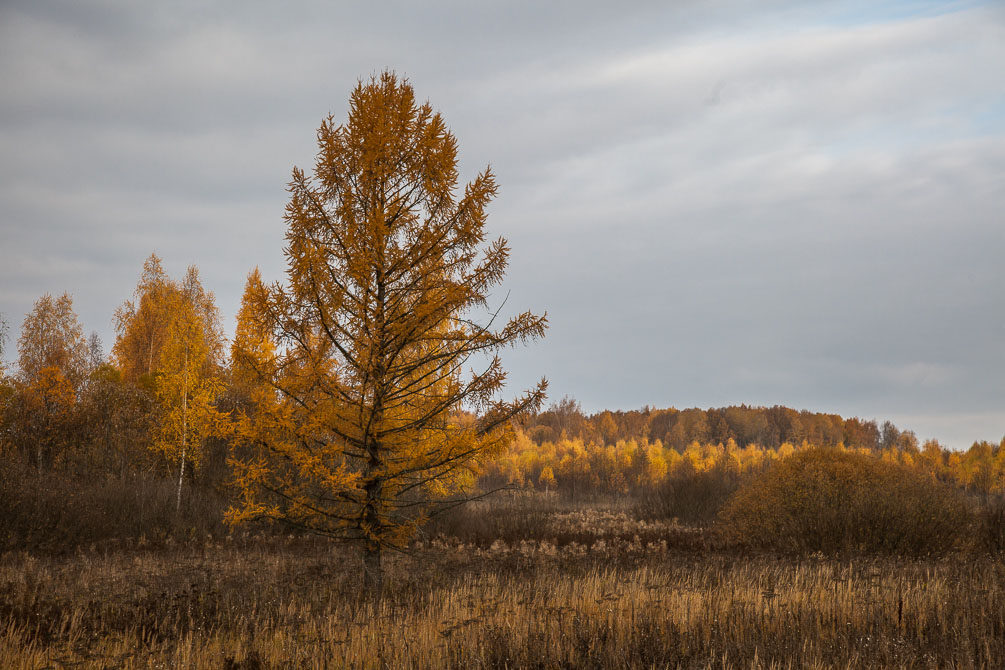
[637,464,760,525]
[718,448,975,555]
[980,495,1005,554]
[0,453,229,552]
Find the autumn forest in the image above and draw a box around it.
[2,73,1004,669]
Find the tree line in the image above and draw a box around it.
[482,427,1005,499]
[0,258,230,491]
[4,279,1000,507]
[523,396,919,452]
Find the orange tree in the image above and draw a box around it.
[114,259,229,502]
[228,72,546,590]
[4,294,89,470]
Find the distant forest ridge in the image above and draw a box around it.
[521,397,923,451]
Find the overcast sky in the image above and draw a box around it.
[1,0,1003,448]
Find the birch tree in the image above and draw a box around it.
[151,294,229,512]
[114,257,228,507]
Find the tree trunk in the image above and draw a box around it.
[361,443,384,598]
[362,542,383,596]
[361,421,384,598]
[176,342,188,515]
[176,446,186,514]
[362,264,387,598]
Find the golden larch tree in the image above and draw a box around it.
[228,269,276,405]
[228,72,547,591]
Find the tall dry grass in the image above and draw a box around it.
[2,531,1003,669]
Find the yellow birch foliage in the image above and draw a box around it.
[114,255,225,385]
[150,296,229,474]
[16,366,78,470]
[112,258,229,492]
[17,293,89,389]
[113,255,176,384]
[478,427,1005,502]
[3,294,89,469]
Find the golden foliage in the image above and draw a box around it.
[0,295,91,469]
[485,428,1005,501]
[8,366,79,470]
[227,72,546,575]
[113,255,224,385]
[16,293,89,389]
[149,295,229,474]
[112,256,229,506]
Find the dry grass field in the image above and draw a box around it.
[2,503,1003,670]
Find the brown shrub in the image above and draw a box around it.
[0,454,229,552]
[980,495,1005,554]
[636,465,753,525]
[718,448,975,555]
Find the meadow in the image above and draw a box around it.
[2,495,1003,670]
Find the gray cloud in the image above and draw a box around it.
[1,1,1003,448]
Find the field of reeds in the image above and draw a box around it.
[2,498,1004,670]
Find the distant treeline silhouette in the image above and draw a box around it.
[521,396,917,451]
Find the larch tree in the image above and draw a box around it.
[229,269,277,408]
[228,72,547,591]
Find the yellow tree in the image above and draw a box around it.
[114,255,224,385]
[9,294,89,470]
[228,72,546,590]
[114,257,228,502]
[229,269,276,406]
[17,293,89,389]
[151,293,229,512]
[538,465,555,491]
[113,255,176,385]
[6,366,77,471]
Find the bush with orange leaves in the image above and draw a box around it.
[719,448,975,555]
